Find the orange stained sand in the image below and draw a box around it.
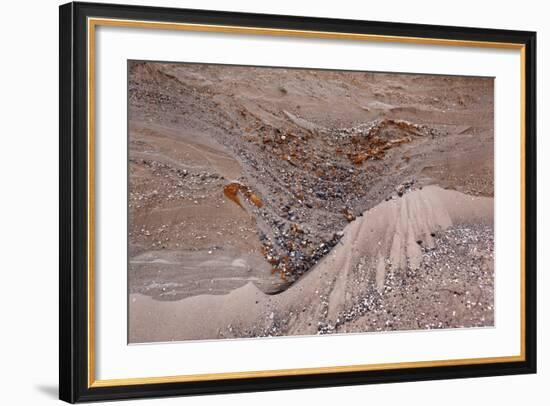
[223,182,264,209]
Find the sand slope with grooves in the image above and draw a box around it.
[129,185,493,343]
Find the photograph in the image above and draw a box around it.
[127,61,495,343]
[55,1,537,402]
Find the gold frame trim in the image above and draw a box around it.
[87,17,527,388]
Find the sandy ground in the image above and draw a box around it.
[128,62,494,343]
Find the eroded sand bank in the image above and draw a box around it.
[130,185,493,343]
[128,64,494,342]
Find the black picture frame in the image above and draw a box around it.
[59,1,537,403]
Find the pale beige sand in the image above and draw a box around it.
[129,185,493,343]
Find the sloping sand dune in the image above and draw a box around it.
[129,185,493,343]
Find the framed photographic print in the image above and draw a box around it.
[59,1,537,403]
